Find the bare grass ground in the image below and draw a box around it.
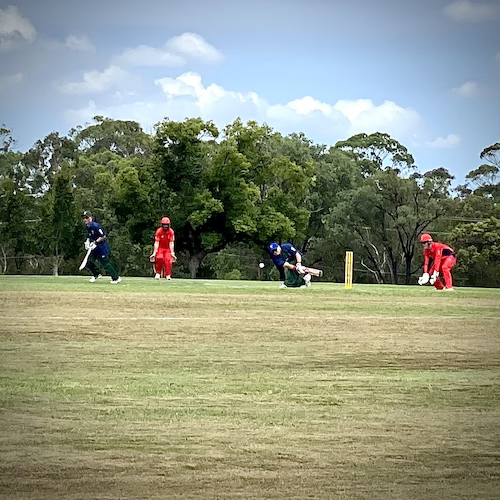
[1,277,499,499]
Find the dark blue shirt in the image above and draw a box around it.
[85,221,109,255]
[270,243,301,269]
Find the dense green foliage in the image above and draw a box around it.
[0,119,498,285]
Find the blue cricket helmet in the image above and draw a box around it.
[268,241,279,252]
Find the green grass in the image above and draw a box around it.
[1,276,499,499]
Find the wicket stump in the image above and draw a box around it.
[345,251,353,289]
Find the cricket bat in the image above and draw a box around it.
[304,266,323,278]
[79,247,92,271]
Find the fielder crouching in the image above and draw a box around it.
[417,232,456,291]
[267,241,312,288]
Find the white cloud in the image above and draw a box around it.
[65,72,424,146]
[65,35,95,52]
[65,100,159,127]
[0,72,22,90]
[286,96,335,116]
[155,72,263,108]
[116,45,185,67]
[443,0,500,22]
[56,65,130,94]
[0,5,36,52]
[452,80,479,97]
[165,32,223,64]
[333,99,422,136]
[115,32,222,67]
[424,134,461,149]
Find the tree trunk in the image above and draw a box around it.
[0,244,7,274]
[188,252,206,278]
[404,248,414,284]
[52,253,63,276]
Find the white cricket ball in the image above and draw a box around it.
[259,262,265,268]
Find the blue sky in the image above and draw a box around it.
[0,0,499,184]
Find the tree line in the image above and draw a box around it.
[1,117,499,286]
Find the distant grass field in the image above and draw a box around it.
[1,276,499,499]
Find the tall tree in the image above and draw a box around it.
[70,116,153,157]
[324,133,452,284]
[0,126,32,272]
[153,118,314,277]
[224,120,313,246]
[22,132,76,195]
[40,166,79,275]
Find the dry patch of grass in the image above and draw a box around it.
[1,278,499,499]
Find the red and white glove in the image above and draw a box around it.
[429,270,439,285]
[295,263,306,274]
[418,273,429,285]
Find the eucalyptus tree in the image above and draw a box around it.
[22,132,76,195]
[324,132,452,284]
[70,116,153,157]
[39,166,80,275]
[447,142,500,286]
[0,126,32,272]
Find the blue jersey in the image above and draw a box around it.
[271,243,301,268]
[86,221,109,255]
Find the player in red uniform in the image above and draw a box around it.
[417,233,456,290]
[150,216,177,280]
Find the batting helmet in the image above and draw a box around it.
[268,242,279,252]
[161,217,170,225]
[419,233,432,243]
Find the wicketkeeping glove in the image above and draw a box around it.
[429,270,439,285]
[418,272,430,285]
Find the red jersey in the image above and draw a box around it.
[154,227,175,249]
[423,241,455,273]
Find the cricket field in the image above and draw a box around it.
[1,276,499,499]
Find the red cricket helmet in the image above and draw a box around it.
[419,233,432,243]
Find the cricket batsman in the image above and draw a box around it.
[81,211,121,284]
[150,216,176,280]
[267,242,312,288]
[417,233,456,291]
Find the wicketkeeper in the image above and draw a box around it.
[417,233,456,291]
[267,242,311,288]
[150,216,176,280]
[81,211,121,284]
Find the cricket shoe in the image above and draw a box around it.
[166,275,172,280]
[155,273,161,279]
[444,287,455,291]
[303,274,312,287]
[89,274,102,283]
[279,283,287,289]
[110,277,122,284]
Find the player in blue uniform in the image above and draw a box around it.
[81,211,121,283]
[267,242,311,288]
